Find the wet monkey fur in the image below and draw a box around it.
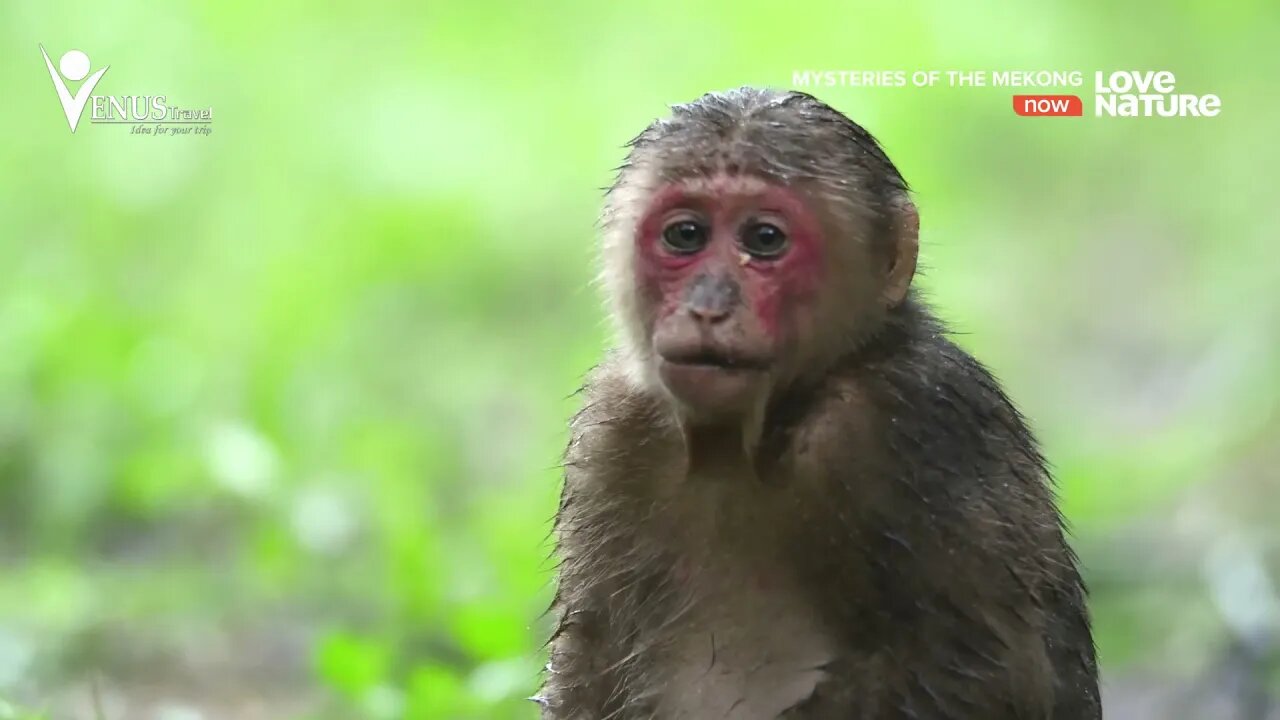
[538,87,1100,720]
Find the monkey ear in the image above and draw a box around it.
[882,201,919,307]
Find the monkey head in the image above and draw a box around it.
[601,88,919,426]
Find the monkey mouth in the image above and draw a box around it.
[660,349,770,372]
[656,347,771,414]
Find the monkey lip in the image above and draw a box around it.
[658,351,771,372]
[657,355,768,415]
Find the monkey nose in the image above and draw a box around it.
[684,273,739,324]
[688,305,731,324]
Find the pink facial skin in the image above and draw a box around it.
[634,174,826,340]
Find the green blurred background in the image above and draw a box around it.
[2,1,1279,718]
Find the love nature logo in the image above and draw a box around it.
[40,44,214,136]
[791,69,1222,119]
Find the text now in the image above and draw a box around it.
[1012,95,1083,117]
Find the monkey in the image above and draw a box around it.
[537,87,1101,720]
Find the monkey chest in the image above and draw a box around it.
[649,561,834,719]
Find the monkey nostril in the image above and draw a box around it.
[685,273,739,323]
[688,305,731,323]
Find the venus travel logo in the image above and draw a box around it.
[40,45,108,133]
[39,44,214,137]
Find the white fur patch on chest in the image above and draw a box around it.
[653,564,833,719]
[650,532,829,717]
[636,461,835,719]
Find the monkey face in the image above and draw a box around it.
[632,174,828,420]
[600,89,921,428]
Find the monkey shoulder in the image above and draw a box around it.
[829,321,1052,511]
[555,359,683,585]
[802,324,1099,717]
[779,328,1045,507]
[544,362,678,719]
[562,360,681,496]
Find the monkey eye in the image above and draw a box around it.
[661,220,709,254]
[741,223,788,258]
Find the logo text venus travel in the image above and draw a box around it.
[40,45,214,136]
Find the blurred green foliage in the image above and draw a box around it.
[0,696,47,720]
[1,0,1278,718]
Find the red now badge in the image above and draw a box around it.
[1012,95,1083,117]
